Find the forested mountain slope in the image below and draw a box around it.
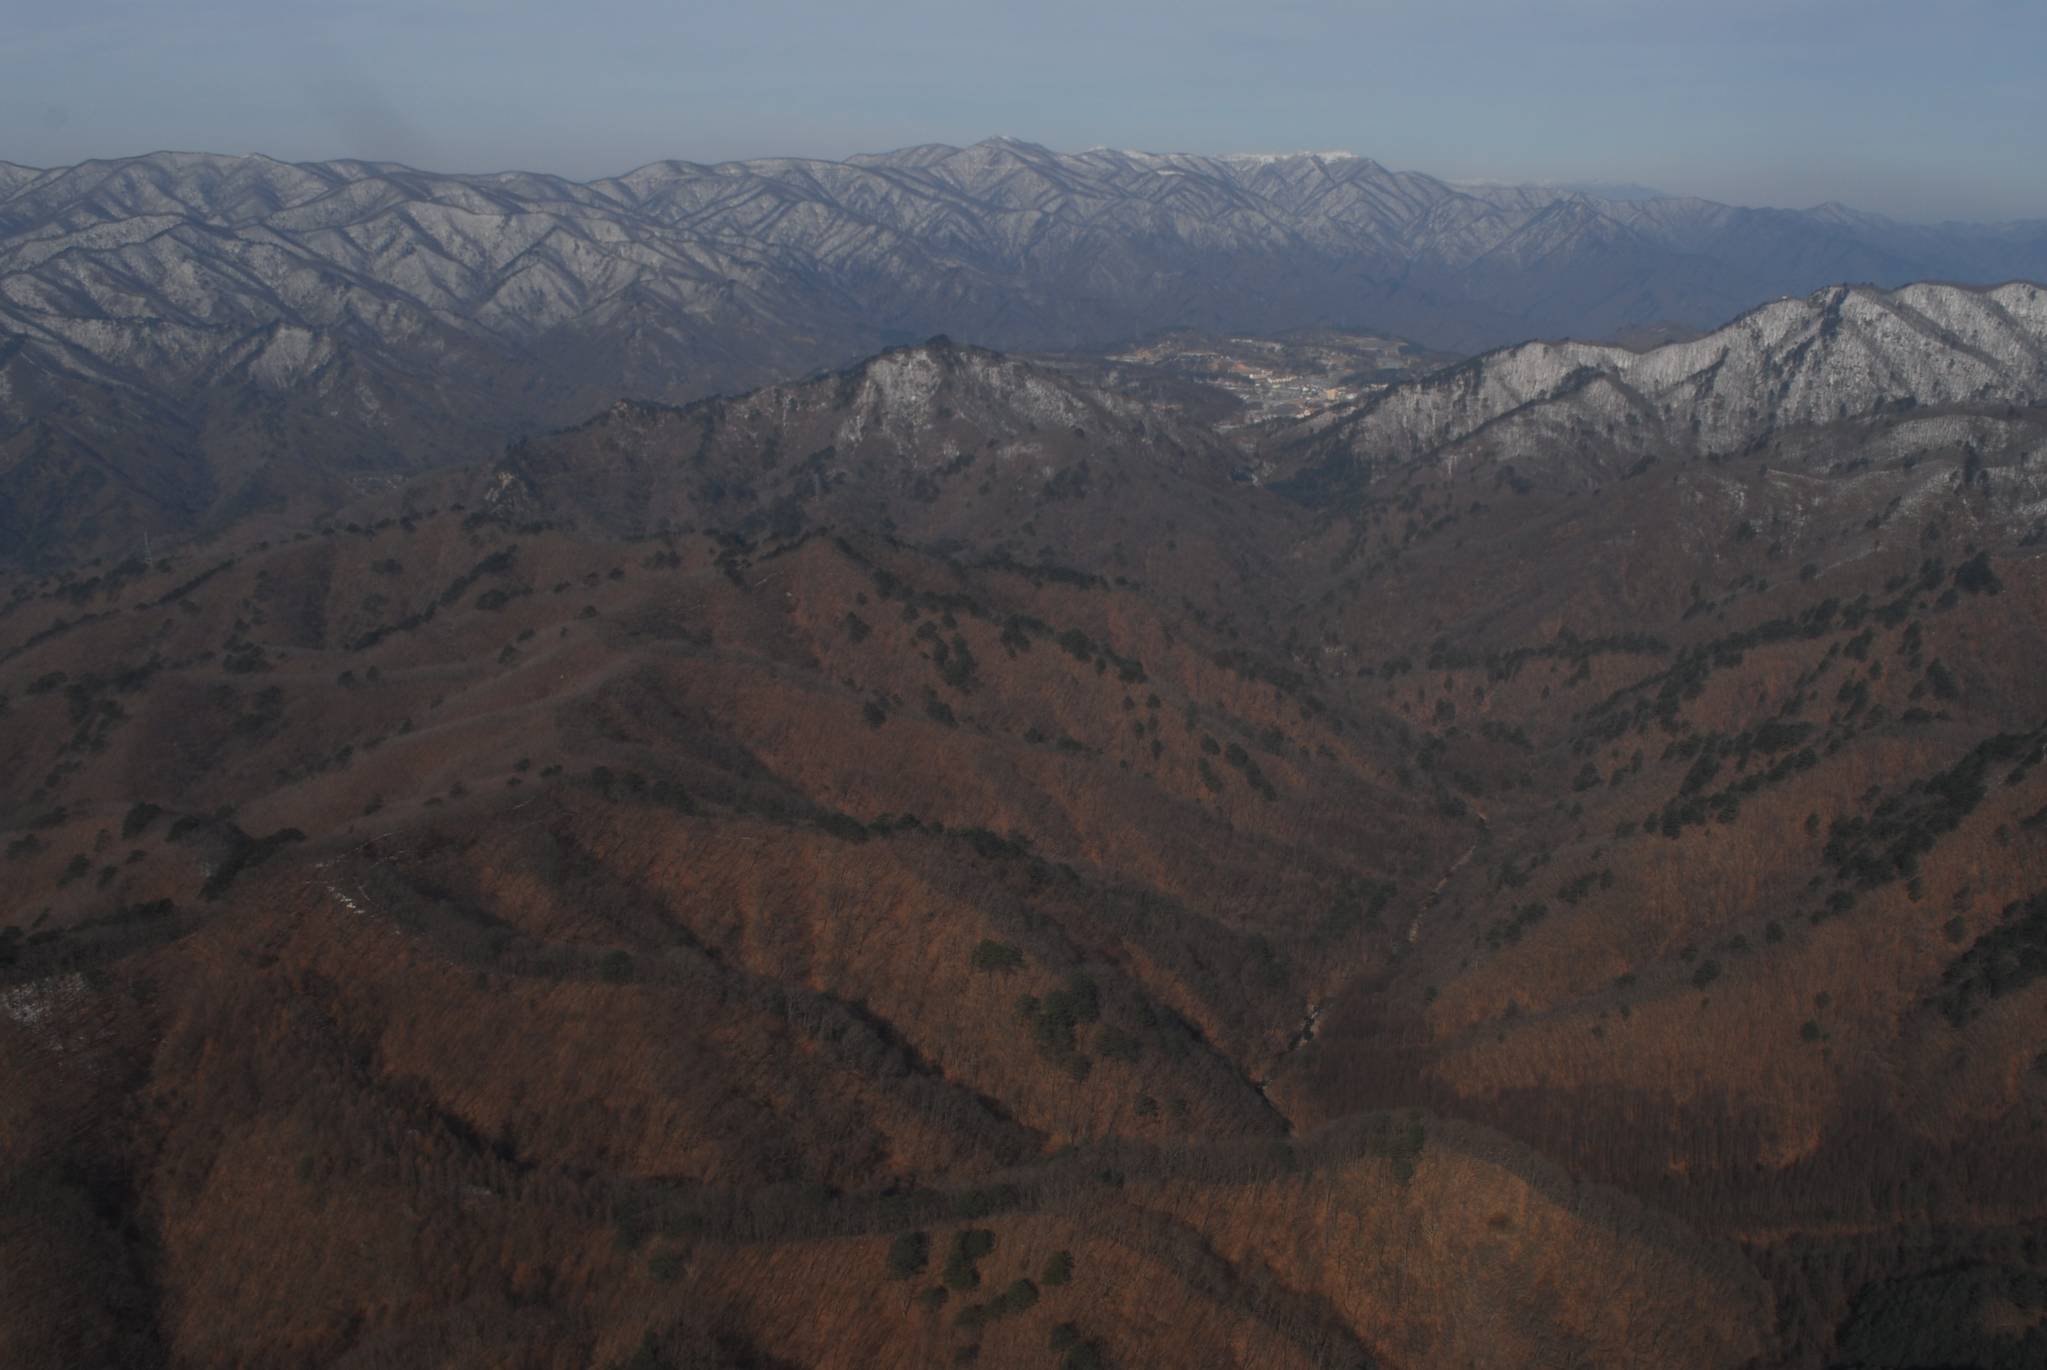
[5,295,2047,1365]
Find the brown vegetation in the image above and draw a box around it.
[4,353,2047,1366]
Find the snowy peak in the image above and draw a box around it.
[1278,281,2047,485]
[480,335,1235,542]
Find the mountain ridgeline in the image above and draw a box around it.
[4,138,2047,564]
[6,264,2047,1366]
[469,280,2047,565]
[1276,279,2047,491]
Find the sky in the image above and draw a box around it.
[3,0,2043,222]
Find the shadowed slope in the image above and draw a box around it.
[3,315,2047,1365]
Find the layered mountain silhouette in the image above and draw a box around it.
[5,139,2047,564]
[5,262,2047,1365]
[8,125,2047,1368]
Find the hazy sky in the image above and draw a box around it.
[4,0,2043,221]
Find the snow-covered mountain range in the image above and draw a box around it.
[3,138,2045,563]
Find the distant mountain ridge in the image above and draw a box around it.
[3,137,2046,564]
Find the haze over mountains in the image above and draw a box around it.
[5,137,2047,566]
[6,116,2047,1367]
